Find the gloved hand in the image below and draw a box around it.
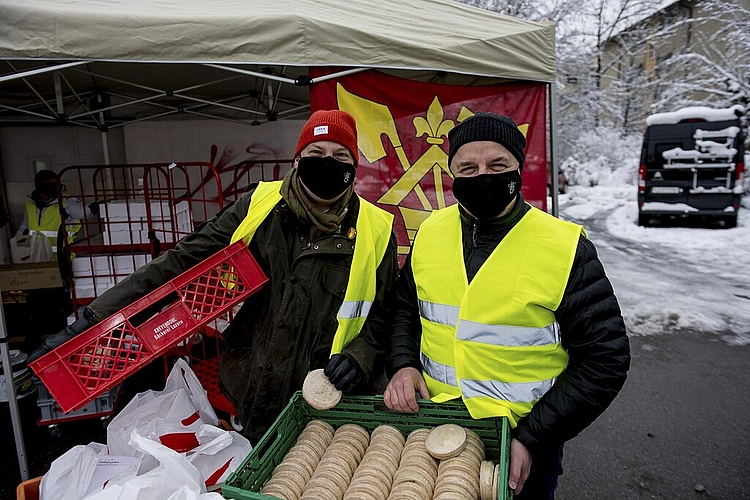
[324,353,366,394]
[27,307,99,363]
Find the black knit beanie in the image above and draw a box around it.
[447,112,526,171]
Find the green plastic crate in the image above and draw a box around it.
[222,391,512,500]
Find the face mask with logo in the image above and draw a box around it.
[297,156,356,200]
[451,170,522,219]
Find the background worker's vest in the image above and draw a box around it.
[231,181,394,354]
[25,197,81,253]
[412,204,583,426]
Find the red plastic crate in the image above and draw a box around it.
[191,355,235,415]
[29,241,267,414]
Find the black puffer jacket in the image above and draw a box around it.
[386,196,630,455]
[89,186,398,444]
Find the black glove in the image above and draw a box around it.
[324,353,366,394]
[27,307,99,363]
[88,200,104,216]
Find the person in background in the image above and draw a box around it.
[15,169,100,254]
[28,110,399,445]
[14,170,100,352]
[383,112,630,499]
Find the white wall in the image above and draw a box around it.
[122,119,302,165]
[0,118,304,263]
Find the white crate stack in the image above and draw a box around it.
[150,200,192,243]
[71,199,191,299]
[71,253,152,298]
[100,199,192,245]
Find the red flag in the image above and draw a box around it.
[310,69,547,262]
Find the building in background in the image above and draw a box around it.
[597,0,750,133]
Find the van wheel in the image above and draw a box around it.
[724,215,737,228]
[638,214,650,227]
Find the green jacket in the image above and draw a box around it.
[88,187,398,443]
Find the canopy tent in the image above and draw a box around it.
[0,0,559,482]
[0,0,556,128]
[1,0,554,77]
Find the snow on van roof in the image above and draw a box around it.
[646,104,746,126]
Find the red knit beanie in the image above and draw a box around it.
[294,110,359,160]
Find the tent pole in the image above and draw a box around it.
[0,61,90,84]
[101,131,110,165]
[549,83,560,217]
[0,302,29,481]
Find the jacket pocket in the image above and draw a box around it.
[321,263,348,302]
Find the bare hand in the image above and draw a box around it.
[508,438,532,495]
[383,367,430,412]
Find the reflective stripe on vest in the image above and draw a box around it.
[230,181,393,355]
[25,198,81,252]
[412,203,583,426]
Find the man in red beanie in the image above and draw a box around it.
[29,109,398,445]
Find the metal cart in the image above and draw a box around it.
[34,159,292,432]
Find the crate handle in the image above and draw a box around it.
[250,427,281,464]
[367,398,434,414]
[371,403,397,413]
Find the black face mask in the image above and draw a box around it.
[452,171,522,220]
[297,156,356,200]
[40,183,58,199]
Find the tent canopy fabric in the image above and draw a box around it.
[0,0,556,82]
[0,0,557,128]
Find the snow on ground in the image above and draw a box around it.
[558,182,750,346]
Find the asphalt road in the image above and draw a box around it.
[556,331,750,500]
[556,198,750,500]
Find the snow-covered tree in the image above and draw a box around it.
[554,0,663,159]
[456,0,567,20]
[456,0,750,181]
[651,0,750,138]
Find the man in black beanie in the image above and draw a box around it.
[384,111,630,499]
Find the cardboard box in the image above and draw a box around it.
[72,255,113,277]
[0,262,62,291]
[101,200,147,220]
[102,230,145,245]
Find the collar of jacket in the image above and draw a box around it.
[279,192,361,237]
[31,189,59,210]
[458,193,529,234]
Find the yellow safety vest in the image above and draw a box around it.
[25,197,81,253]
[412,204,583,426]
[230,181,394,355]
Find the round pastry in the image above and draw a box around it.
[302,368,342,410]
[425,423,467,460]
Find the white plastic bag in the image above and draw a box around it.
[39,443,141,500]
[187,425,252,490]
[162,358,218,424]
[82,431,206,500]
[39,444,102,500]
[29,231,54,262]
[106,359,218,472]
[40,360,246,500]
